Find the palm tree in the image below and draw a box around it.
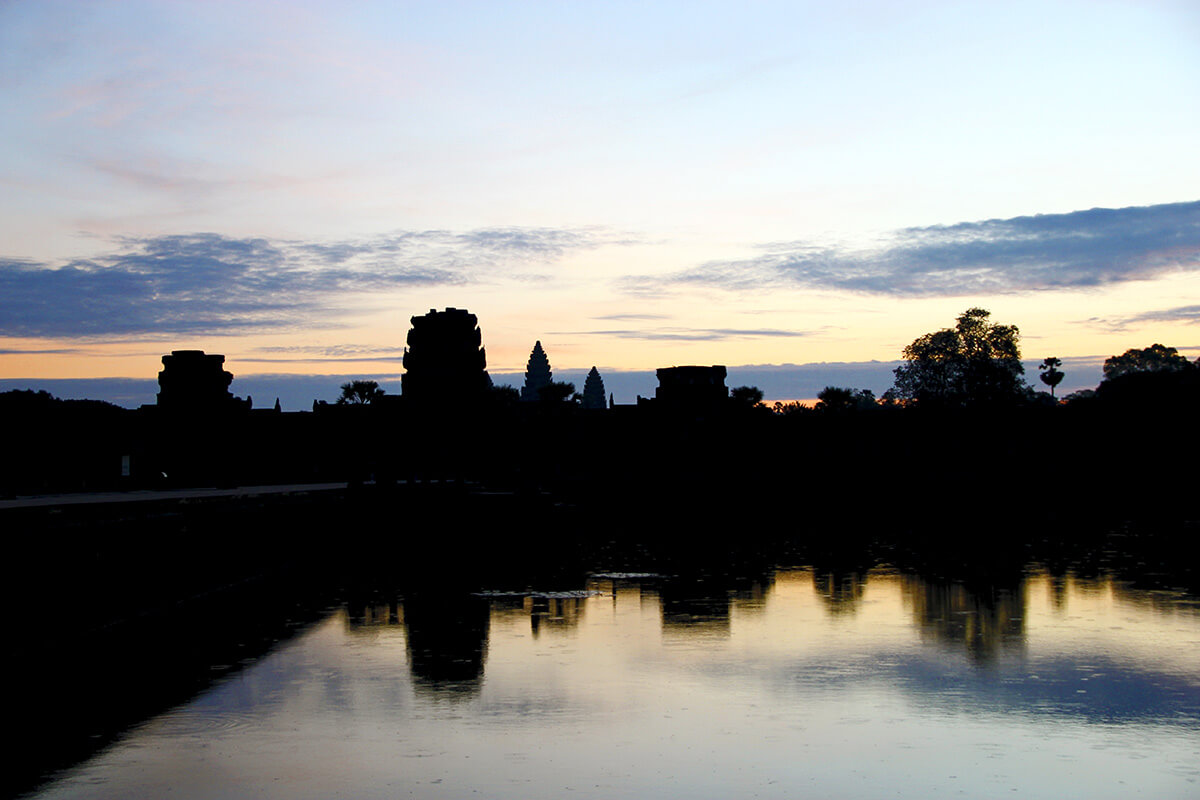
[1038,357,1064,398]
[337,380,385,405]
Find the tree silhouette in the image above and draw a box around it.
[1102,344,1192,380]
[1038,357,1064,398]
[337,380,385,405]
[730,385,764,408]
[891,308,1025,407]
[815,386,876,412]
[489,384,520,407]
[1097,344,1198,406]
[771,400,809,416]
[537,381,576,404]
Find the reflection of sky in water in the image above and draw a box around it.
[33,571,1200,799]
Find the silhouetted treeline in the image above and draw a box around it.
[0,389,133,495]
[3,364,1196,531]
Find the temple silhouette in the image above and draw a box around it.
[652,365,728,412]
[582,366,606,410]
[401,307,490,405]
[156,350,248,412]
[521,340,552,402]
[2,303,1196,540]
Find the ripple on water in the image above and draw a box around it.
[146,709,259,739]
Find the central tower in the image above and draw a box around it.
[401,308,491,405]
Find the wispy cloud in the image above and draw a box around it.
[1084,304,1200,331]
[635,201,1200,297]
[253,345,409,357]
[244,344,409,363]
[241,356,407,364]
[0,347,89,355]
[0,228,619,338]
[592,313,673,321]
[554,327,808,342]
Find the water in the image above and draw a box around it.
[26,568,1200,799]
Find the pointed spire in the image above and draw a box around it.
[582,366,606,409]
[521,340,553,402]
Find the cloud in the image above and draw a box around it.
[555,327,809,341]
[244,344,409,363]
[252,345,409,357]
[1085,304,1200,330]
[0,228,616,338]
[0,347,88,355]
[641,201,1200,297]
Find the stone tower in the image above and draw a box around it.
[401,308,490,404]
[521,341,553,402]
[582,366,606,409]
[655,365,728,412]
[156,350,237,411]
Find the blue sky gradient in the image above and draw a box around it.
[2,1,1197,397]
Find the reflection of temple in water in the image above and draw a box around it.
[585,573,774,639]
[730,579,771,618]
[660,600,730,637]
[485,592,591,638]
[902,575,1026,664]
[1029,569,1194,617]
[659,576,734,638]
[402,593,491,698]
[1048,572,1070,611]
[338,593,490,697]
[344,598,403,629]
[586,576,663,621]
[526,594,587,637]
[813,570,868,616]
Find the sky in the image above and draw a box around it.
[2,0,1198,406]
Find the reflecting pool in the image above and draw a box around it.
[28,568,1200,799]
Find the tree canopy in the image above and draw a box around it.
[730,385,765,407]
[815,386,877,412]
[1102,344,1193,380]
[890,308,1026,407]
[337,380,385,405]
[1096,343,1198,406]
[537,380,576,403]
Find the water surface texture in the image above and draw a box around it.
[32,569,1200,799]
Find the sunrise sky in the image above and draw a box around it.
[2,0,1198,406]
